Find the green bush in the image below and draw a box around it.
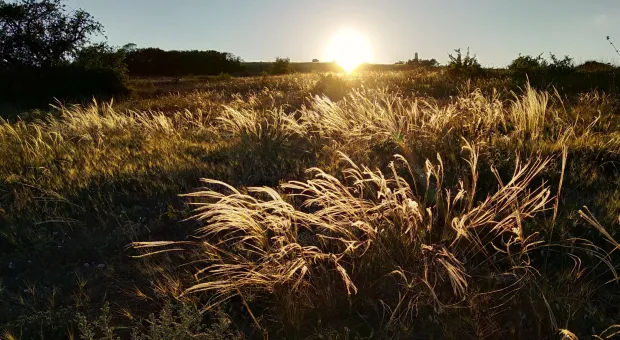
[508,53,547,75]
[509,53,575,78]
[447,48,482,77]
[270,57,291,75]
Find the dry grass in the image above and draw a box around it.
[2,71,620,339]
[130,79,619,337]
[134,142,560,333]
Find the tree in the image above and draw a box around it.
[0,0,103,69]
[74,42,127,75]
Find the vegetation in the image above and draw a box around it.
[124,48,244,77]
[447,48,482,77]
[270,57,292,75]
[508,53,575,77]
[0,0,130,112]
[1,68,620,339]
[0,0,102,69]
[404,57,439,68]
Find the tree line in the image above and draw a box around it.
[0,0,245,110]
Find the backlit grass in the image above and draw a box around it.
[1,71,619,339]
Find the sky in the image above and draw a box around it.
[65,0,620,67]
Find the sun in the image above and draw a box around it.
[325,29,372,74]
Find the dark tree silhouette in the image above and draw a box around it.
[124,48,244,76]
[0,0,103,69]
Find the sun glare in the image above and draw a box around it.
[326,29,372,73]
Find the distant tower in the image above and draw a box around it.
[414,52,419,62]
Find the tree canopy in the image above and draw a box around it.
[0,0,103,69]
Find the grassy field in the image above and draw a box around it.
[1,69,620,339]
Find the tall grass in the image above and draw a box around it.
[130,80,620,337]
[2,71,619,339]
[133,143,583,334]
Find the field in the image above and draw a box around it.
[1,69,620,339]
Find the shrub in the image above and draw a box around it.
[76,301,244,340]
[447,48,482,77]
[508,53,547,75]
[548,53,574,72]
[270,57,291,75]
[0,65,131,113]
[509,53,575,78]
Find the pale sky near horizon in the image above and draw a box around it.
[66,0,620,66]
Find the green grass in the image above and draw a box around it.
[1,70,619,339]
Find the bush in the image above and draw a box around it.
[447,48,482,77]
[509,53,575,78]
[508,53,547,75]
[0,65,131,113]
[270,57,291,75]
[548,53,574,72]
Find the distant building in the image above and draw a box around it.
[414,52,419,61]
[312,59,319,62]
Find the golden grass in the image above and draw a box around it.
[133,142,559,325]
[126,80,620,336]
[3,72,619,338]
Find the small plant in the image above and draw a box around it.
[270,57,291,75]
[130,304,243,340]
[447,48,482,77]
[76,302,118,340]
